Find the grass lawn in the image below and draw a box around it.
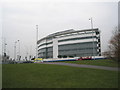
[0,64,2,89]
[61,59,119,67]
[2,63,118,88]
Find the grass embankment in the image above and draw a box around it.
[62,59,119,67]
[2,63,118,88]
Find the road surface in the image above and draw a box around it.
[40,62,120,71]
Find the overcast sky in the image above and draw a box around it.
[1,0,118,59]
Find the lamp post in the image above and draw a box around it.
[14,40,20,61]
[4,43,7,56]
[4,43,7,62]
[2,38,7,62]
[89,17,95,60]
[14,41,17,61]
[29,45,32,61]
[17,40,20,61]
[36,25,38,59]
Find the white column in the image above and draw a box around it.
[53,37,58,58]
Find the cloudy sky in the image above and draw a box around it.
[1,0,118,59]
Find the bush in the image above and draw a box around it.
[58,55,62,58]
[63,55,67,58]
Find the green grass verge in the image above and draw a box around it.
[61,59,119,67]
[2,63,118,88]
[0,64,2,89]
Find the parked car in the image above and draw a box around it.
[77,57,92,60]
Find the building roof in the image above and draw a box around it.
[48,29,75,37]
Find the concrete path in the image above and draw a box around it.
[40,62,120,71]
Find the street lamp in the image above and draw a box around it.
[3,43,7,62]
[17,40,20,61]
[89,17,95,60]
[4,43,7,56]
[14,40,20,61]
[14,41,17,61]
[36,25,38,59]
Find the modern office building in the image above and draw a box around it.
[37,28,101,58]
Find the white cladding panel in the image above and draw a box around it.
[57,33,95,41]
[58,38,97,45]
[38,40,46,46]
[39,39,46,44]
[46,40,53,43]
[53,38,58,58]
[38,44,53,49]
[38,39,52,46]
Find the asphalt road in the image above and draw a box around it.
[40,62,120,71]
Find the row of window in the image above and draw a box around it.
[58,42,98,50]
[38,52,99,58]
[59,50,98,55]
[38,41,98,52]
[58,36,97,42]
[38,35,100,48]
[59,47,97,52]
[38,47,53,53]
[38,48,98,55]
[38,42,53,48]
[38,46,98,53]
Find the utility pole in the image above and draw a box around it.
[2,37,4,62]
[36,25,38,59]
[29,45,32,61]
[2,37,6,62]
[4,42,7,62]
[89,17,95,60]
[14,41,17,61]
[4,43,7,56]
[17,40,20,61]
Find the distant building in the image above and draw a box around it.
[37,28,101,58]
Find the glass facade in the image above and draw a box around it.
[58,42,98,57]
[38,47,53,58]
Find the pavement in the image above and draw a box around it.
[40,62,120,71]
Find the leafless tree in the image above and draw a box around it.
[109,28,120,62]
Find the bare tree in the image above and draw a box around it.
[102,50,112,59]
[109,28,120,62]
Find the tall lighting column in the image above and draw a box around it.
[14,41,17,61]
[36,25,38,59]
[4,43,7,56]
[17,40,20,61]
[4,43,7,62]
[3,38,7,62]
[89,17,95,59]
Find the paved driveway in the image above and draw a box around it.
[40,62,120,71]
